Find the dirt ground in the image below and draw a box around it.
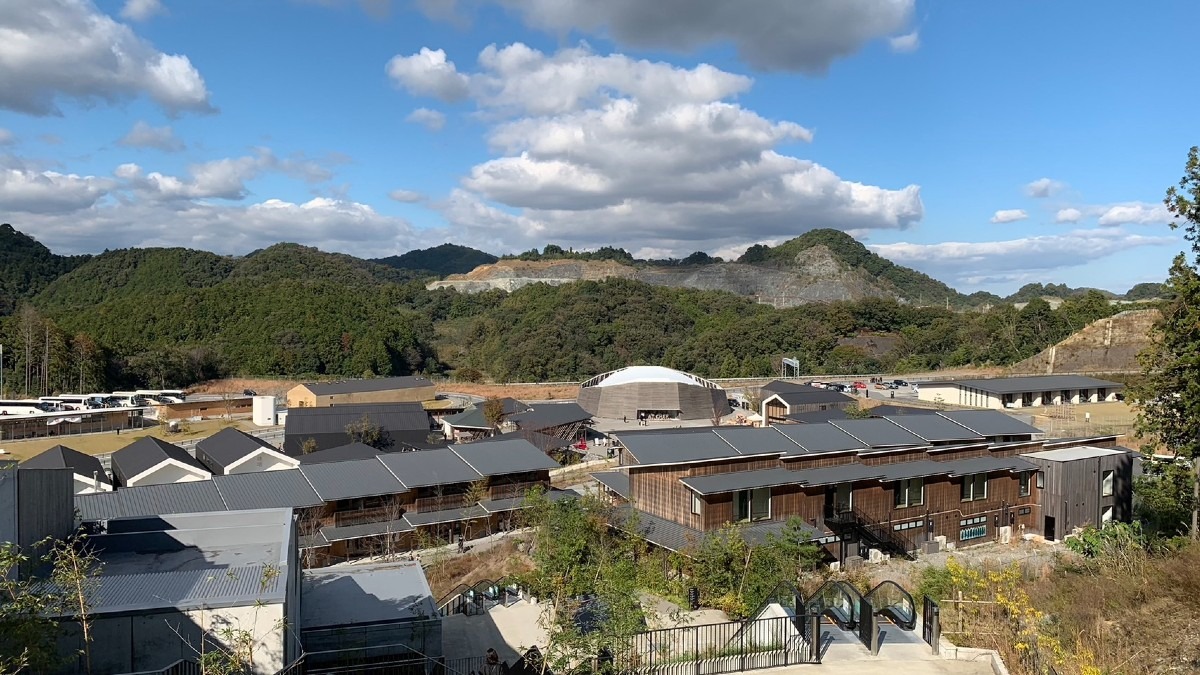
[437,382,581,401]
[1028,400,1141,443]
[424,538,535,599]
[0,418,261,461]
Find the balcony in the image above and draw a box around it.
[414,493,472,513]
[489,481,542,501]
[334,505,397,527]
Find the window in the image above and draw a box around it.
[735,488,771,522]
[1018,471,1031,497]
[1101,506,1114,524]
[1101,470,1114,497]
[1036,471,1045,489]
[961,473,988,502]
[894,478,924,508]
[691,493,702,516]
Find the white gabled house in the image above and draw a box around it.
[196,427,298,475]
[110,436,211,487]
[20,444,113,495]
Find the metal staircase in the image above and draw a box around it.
[824,504,917,560]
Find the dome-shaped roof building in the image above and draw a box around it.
[577,366,730,421]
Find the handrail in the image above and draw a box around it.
[825,504,917,558]
[436,575,526,616]
[865,580,917,630]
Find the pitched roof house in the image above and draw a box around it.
[21,445,112,494]
[195,427,298,475]
[110,437,211,487]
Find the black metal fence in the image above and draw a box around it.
[600,614,820,674]
[922,596,941,655]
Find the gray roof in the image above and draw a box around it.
[1021,446,1129,462]
[883,415,984,443]
[301,561,436,630]
[937,410,1043,437]
[450,438,560,477]
[830,419,926,448]
[508,402,592,431]
[592,471,631,500]
[774,424,865,454]
[615,506,819,552]
[21,445,110,484]
[76,480,229,521]
[714,427,803,456]
[284,402,431,436]
[493,429,575,451]
[403,504,488,527]
[945,456,1039,475]
[303,376,434,396]
[441,407,492,429]
[299,531,329,549]
[931,375,1122,395]
[619,430,747,465]
[681,468,804,495]
[195,427,278,469]
[481,488,574,514]
[864,405,935,417]
[320,518,412,542]
[378,448,481,488]
[212,469,324,510]
[110,437,209,484]
[298,442,384,464]
[302,457,407,501]
[767,387,856,406]
[783,408,850,423]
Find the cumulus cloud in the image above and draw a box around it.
[870,229,1176,285]
[1055,208,1083,224]
[0,0,212,116]
[120,0,165,21]
[385,48,470,101]
[117,120,185,152]
[888,31,920,53]
[0,129,14,146]
[117,149,332,201]
[1025,177,1064,198]
[391,43,918,255]
[1097,202,1173,227]
[406,107,446,131]
[990,209,1028,224]
[388,189,423,202]
[0,168,114,213]
[428,0,914,73]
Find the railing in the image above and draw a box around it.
[489,481,541,501]
[414,493,470,512]
[333,505,396,527]
[823,504,917,559]
[437,576,526,617]
[602,614,820,673]
[866,580,917,630]
[118,661,200,675]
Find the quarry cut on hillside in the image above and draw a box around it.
[426,244,899,307]
[1008,308,1160,375]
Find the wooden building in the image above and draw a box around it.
[1021,444,1133,540]
[577,366,730,421]
[759,382,857,424]
[286,376,436,408]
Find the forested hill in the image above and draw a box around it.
[0,223,90,315]
[374,243,498,277]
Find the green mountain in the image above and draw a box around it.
[374,243,498,278]
[0,223,90,315]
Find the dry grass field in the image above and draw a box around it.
[0,418,260,462]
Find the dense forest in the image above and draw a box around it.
[0,224,1163,392]
[374,243,498,278]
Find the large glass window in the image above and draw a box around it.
[961,473,988,502]
[1019,472,1031,497]
[691,493,702,516]
[1101,470,1114,497]
[894,478,924,508]
[735,487,771,522]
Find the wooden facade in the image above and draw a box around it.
[1022,447,1133,541]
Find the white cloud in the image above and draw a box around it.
[0,129,14,146]
[120,0,165,21]
[888,31,920,53]
[0,168,114,213]
[1097,202,1173,227]
[388,189,423,202]
[1025,177,1064,198]
[405,107,446,131]
[385,48,470,101]
[1054,207,1083,223]
[870,229,1176,285]
[0,0,212,115]
[990,209,1028,224]
[435,0,914,73]
[117,120,185,152]
[118,149,332,201]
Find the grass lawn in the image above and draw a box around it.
[0,417,265,461]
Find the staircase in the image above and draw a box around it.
[824,504,917,560]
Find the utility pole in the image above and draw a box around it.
[1193,455,1199,541]
[1,343,4,399]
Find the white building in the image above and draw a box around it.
[916,375,1123,410]
[110,437,212,487]
[20,445,113,494]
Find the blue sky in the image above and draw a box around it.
[0,0,1195,294]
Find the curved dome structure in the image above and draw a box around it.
[578,366,730,421]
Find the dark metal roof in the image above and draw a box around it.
[441,407,492,429]
[615,506,819,552]
[492,429,575,450]
[767,387,856,406]
[298,531,329,549]
[937,410,1043,437]
[783,408,850,423]
[619,431,744,465]
[297,442,384,464]
[864,405,936,417]
[321,518,412,542]
[284,402,431,435]
[681,468,803,495]
[403,504,488,527]
[301,458,407,501]
[480,489,574,513]
[110,437,209,484]
[777,462,888,488]
[450,438,560,476]
[378,447,481,488]
[21,445,110,484]
[830,419,926,448]
[713,427,803,456]
[75,481,229,521]
[883,415,984,443]
[195,428,278,469]
[508,403,592,431]
[303,376,434,395]
[212,469,324,510]
[592,471,631,500]
[943,456,1039,475]
[773,424,864,454]
[930,375,1122,395]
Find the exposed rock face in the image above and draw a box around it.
[427,245,900,307]
[1008,308,1160,374]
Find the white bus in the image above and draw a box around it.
[40,395,91,411]
[0,399,55,416]
[135,389,187,403]
[110,392,150,407]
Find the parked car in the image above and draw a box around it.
[243,388,257,396]
[852,381,867,390]
[893,379,909,387]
